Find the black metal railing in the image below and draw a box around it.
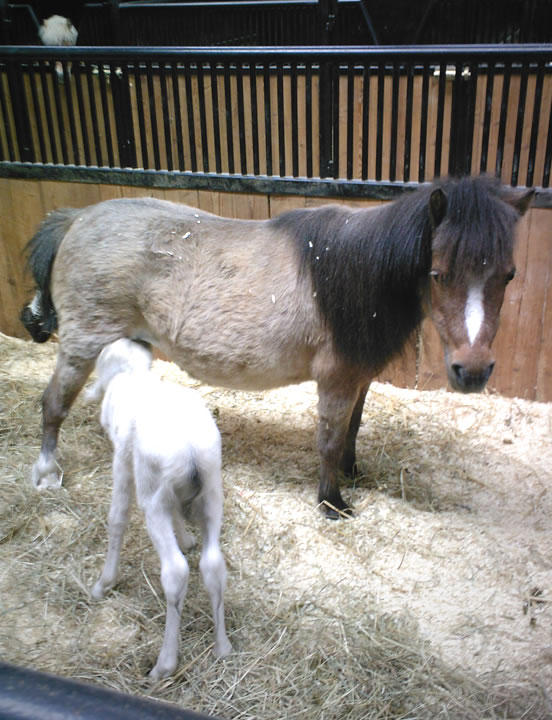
[0,45,551,200]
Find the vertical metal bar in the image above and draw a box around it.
[210,61,222,174]
[495,60,511,180]
[62,61,80,165]
[0,64,16,161]
[263,63,273,176]
[50,60,69,165]
[97,62,115,167]
[434,60,446,178]
[223,63,234,175]
[29,63,47,162]
[184,63,197,173]
[249,59,260,176]
[196,60,209,173]
[526,61,544,188]
[291,60,299,178]
[236,61,247,174]
[511,60,529,186]
[160,61,173,171]
[145,60,160,170]
[73,60,91,166]
[346,62,354,180]
[389,62,399,182]
[85,62,102,167]
[418,61,430,183]
[318,61,332,178]
[331,61,339,179]
[403,62,414,183]
[463,62,477,175]
[447,62,461,176]
[543,99,552,188]
[133,61,148,169]
[305,61,313,178]
[375,63,384,182]
[171,60,185,171]
[480,60,495,174]
[277,61,285,177]
[361,62,370,181]
[8,59,34,161]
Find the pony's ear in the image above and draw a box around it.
[429,188,447,230]
[502,187,534,216]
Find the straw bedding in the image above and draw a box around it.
[1,332,551,719]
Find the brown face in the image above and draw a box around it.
[426,253,516,393]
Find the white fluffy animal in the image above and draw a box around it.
[38,15,78,81]
[87,339,232,679]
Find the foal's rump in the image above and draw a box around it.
[47,197,321,388]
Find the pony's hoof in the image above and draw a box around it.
[320,500,354,520]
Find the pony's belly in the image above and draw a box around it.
[152,340,313,391]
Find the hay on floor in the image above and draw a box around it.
[1,332,551,719]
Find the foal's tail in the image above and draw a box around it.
[20,208,80,342]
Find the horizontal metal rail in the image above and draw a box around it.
[0,44,550,200]
[0,661,218,720]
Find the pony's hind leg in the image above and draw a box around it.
[32,350,94,489]
[195,458,232,659]
[145,498,190,680]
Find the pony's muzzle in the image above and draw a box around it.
[449,360,495,393]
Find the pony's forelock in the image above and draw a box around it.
[432,175,519,281]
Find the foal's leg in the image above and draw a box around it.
[91,451,134,599]
[145,497,190,680]
[340,383,371,477]
[316,382,361,518]
[196,459,232,659]
[32,350,94,489]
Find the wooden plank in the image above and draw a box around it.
[269,194,306,218]
[489,208,531,396]
[39,180,102,210]
[0,179,44,337]
[197,190,269,219]
[502,208,551,400]
[534,209,552,401]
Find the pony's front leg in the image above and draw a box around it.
[316,384,361,519]
[32,351,94,489]
[340,383,371,477]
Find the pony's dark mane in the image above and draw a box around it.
[273,189,435,370]
[273,175,519,371]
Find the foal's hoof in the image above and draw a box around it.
[31,462,63,490]
[320,500,354,520]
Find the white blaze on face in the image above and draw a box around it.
[465,285,485,345]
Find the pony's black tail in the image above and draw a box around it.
[20,208,80,342]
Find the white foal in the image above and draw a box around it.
[88,339,231,679]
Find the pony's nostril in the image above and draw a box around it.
[452,363,464,380]
[488,361,495,377]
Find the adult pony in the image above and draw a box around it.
[21,175,533,517]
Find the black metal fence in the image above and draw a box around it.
[0,44,551,200]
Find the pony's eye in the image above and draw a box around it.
[430,270,448,285]
[505,269,516,285]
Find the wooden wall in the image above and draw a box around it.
[1,178,550,402]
